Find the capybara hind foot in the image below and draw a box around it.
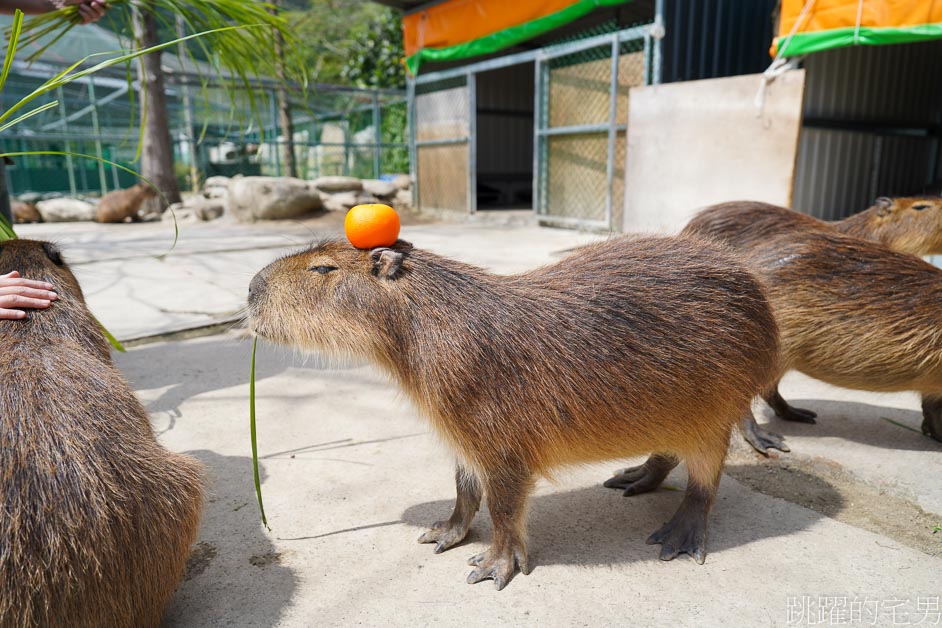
[766,388,817,424]
[920,395,942,442]
[466,541,530,591]
[604,453,679,496]
[647,488,711,564]
[740,415,790,456]
[419,465,481,553]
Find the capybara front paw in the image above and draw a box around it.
[778,404,817,424]
[603,464,665,496]
[466,543,529,591]
[741,420,790,456]
[418,519,471,554]
[646,514,708,564]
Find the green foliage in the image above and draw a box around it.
[341,6,405,89]
[381,101,409,174]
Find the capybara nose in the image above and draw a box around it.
[248,272,267,301]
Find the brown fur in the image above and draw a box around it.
[96,183,158,223]
[684,203,942,450]
[11,201,41,224]
[248,235,780,587]
[688,198,942,257]
[0,239,203,627]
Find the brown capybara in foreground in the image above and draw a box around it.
[684,209,942,454]
[11,200,41,224]
[0,239,203,627]
[689,197,942,257]
[248,235,780,589]
[96,183,158,223]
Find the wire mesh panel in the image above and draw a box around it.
[414,76,472,212]
[536,32,648,230]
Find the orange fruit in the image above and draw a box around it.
[345,204,401,249]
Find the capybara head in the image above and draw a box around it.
[851,195,942,255]
[0,239,110,362]
[249,239,413,360]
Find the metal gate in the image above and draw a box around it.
[409,24,656,226]
[411,75,474,214]
[534,29,651,230]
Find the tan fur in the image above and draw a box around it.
[248,235,780,584]
[11,201,40,224]
[96,183,158,223]
[684,202,942,449]
[0,239,204,627]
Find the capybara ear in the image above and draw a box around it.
[41,242,64,266]
[370,247,404,279]
[874,197,893,216]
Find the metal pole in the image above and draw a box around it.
[177,14,200,192]
[605,35,619,231]
[269,91,281,176]
[372,92,381,179]
[342,118,350,177]
[56,86,78,197]
[407,78,418,209]
[531,57,542,215]
[87,80,108,194]
[467,72,476,214]
[653,0,665,85]
[0,159,12,225]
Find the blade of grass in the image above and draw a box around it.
[880,416,922,434]
[250,336,270,530]
[0,100,59,134]
[0,212,17,240]
[91,313,126,352]
[0,10,22,94]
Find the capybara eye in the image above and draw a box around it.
[311,265,337,275]
[41,242,64,266]
[913,204,931,211]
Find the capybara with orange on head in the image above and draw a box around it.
[0,239,203,627]
[96,183,158,223]
[685,205,942,454]
[248,235,780,589]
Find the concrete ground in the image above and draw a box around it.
[14,215,941,627]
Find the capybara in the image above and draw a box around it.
[248,235,780,589]
[0,239,203,627]
[96,183,158,223]
[688,197,942,257]
[11,201,41,224]
[685,205,942,453]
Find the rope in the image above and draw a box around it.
[854,0,865,45]
[754,0,816,115]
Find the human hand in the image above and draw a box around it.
[0,271,58,320]
[62,0,108,24]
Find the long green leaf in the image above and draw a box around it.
[250,336,270,530]
[0,10,22,94]
[92,313,126,352]
[0,212,16,241]
[0,100,59,134]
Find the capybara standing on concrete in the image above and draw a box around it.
[685,205,942,453]
[248,235,780,589]
[96,182,158,223]
[0,239,203,627]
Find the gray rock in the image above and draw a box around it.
[163,204,201,225]
[355,194,382,206]
[227,176,323,222]
[312,176,363,193]
[194,200,225,221]
[17,192,42,204]
[35,198,97,222]
[322,191,359,213]
[394,188,413,209]
[203,186,228,200]
[361,179,397,198]
[203,176,231,189]
[391,174,411,191]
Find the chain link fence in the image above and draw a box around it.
[1,68,408,198]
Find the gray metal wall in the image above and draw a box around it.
[660,0,776,83]
[793,40,942,220]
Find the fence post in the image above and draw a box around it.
[87,80,108,194]
[0,159,11,225]
[372,92,381,179]
[56,87,78,197]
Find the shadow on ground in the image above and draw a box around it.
[114,335,351,414]
[164,451,297,627]
[757,399,942,452]
[399,465,838,570]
